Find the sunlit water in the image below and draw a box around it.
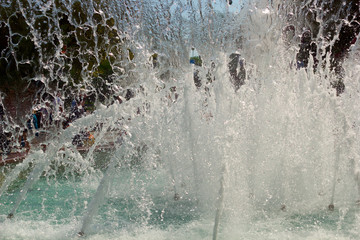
[1,0,360,239]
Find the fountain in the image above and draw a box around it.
[1,0,360,239]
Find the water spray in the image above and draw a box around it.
[212,163,227,240]
[1,0,360,239]
[329,100,345,211]
[78,145,123,236]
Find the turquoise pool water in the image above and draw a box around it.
[1,151,360,240]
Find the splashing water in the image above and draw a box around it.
[1,0,360,239]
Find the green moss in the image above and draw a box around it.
[99,59,113,75]
[92,58,113,77]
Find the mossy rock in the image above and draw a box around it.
[106,18,115,27]
[128,49,134,61]
[0,58,9,85]
[34,15,50,38]
[84,27,93,41]
[53,33,60,46]
[9,12,29,36]
[98,58,113,76]
[59,14,76,35]
[72,1,87,25]
[93,13,103,24]
[109,46,121,61]
[84,53,97,72]
[0,22,10,54]
[109,29,121,44]
[73,49,80,58]
[2,56,25,89]
[151,53,159,68]
[96,24,106,35]
[93,0,101,5]
[54,0,67,12]
[70,58,83,84]
[76,27,87,42]
[91,76,112,103]
[11,34,21,45]
[1,0,129,114]
[76,27,96,51]
[40,41,57,61]
[0,6,9,20]
[92,58,113,77]
[17,0,31,12]
[63,32,79,53]
[16,36,37,61]
[18,62,36,79]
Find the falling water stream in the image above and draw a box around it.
[1,0,360,239]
